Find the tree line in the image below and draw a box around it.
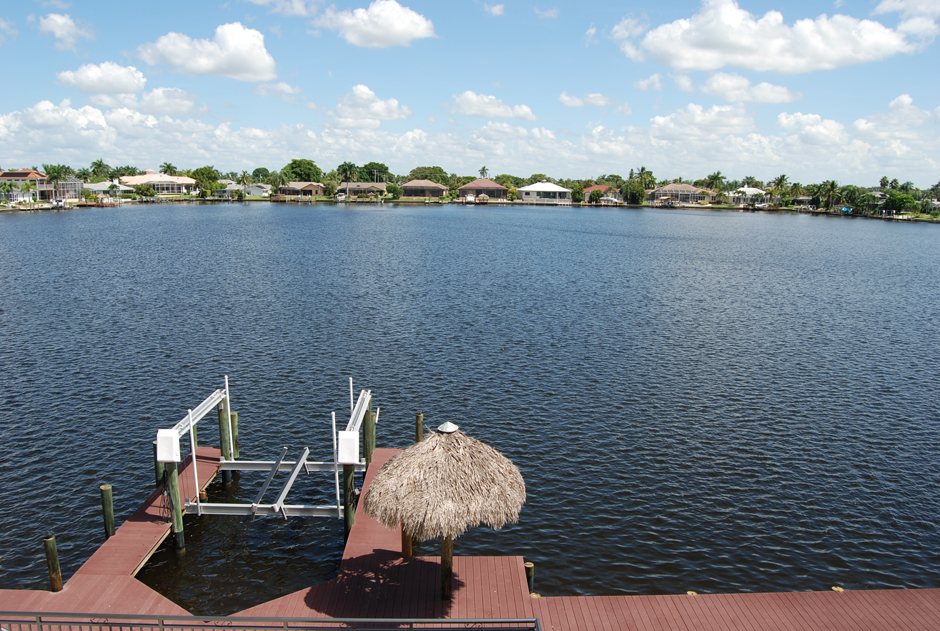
[4,158,938,214]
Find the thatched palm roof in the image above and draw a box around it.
[363,424,525,541]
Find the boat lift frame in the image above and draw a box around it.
[156,377,371,521]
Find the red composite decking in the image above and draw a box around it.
[0,447,222,615]
[3,445,940,629]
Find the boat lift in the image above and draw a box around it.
[155,377,375,521]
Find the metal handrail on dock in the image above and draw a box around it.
[0,612,541,631]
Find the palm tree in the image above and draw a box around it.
[21,181,36,209]
[879,176,889,190]
[789,182,804,198]
[90,159,111,180]
[820,180,840,209]
[337,161,358,196]
[704,171,726,192]
[43,164,68,203]
[742,175,760,188]
[479,166,488,178]
[237,170,252,187]
[266,170,285,192]
[160,162,178,176]
[0,181,13,207]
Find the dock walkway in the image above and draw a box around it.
[3,446,940,629]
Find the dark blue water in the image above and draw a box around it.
[1,203,938,614]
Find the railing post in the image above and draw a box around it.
[100,484,115,539]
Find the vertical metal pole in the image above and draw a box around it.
[100,484,115,539]
[224,376,235,461]
[43,533,62,592]
[188,410,201,515]
[343,464,355,540]
[153,441,165,488]
[416,412,424,443]
[166,462,185,550]
[332,412,341,519]
[349,377,354,411]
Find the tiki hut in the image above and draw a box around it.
[363,422,525,599]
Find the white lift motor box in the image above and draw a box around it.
[337,430,359,464]
[156,429,181,463]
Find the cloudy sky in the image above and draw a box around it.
[1,0,938,185]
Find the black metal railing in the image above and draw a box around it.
[1,612,540,631]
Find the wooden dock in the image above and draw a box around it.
[0,447,221,614]
[3,446,940,629]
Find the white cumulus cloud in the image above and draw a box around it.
[617,0,927,73]
[451,91,536,120]
[57,62,146,94]
[0,18,17,45]
[138,23,276,82]
[88,88,201,117]
[314,0,435,47]
[633,73,662,91]
[702,73,801,103]
[331,84,411,128]
[778,112,848,145]
[245,0,320,16]
[559,92,614,107]
[38,13,93,51]
[484,4,505,16]
[611,16,648,60]
[672,74,695,92]
[254,82,302,102]
[651,103,755,140]
[535,8,559,18]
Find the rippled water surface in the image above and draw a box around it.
[1,203,938,614]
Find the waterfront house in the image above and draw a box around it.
[339,182,388,197]
[583,184,622,202]
[647,183,713,205]
[121,170,196,195]
[0,168,82,202]
[401,179,449,198]
[246,183,272,197]
[84,179,134,196]
[457,178,508,201]
[279,182,324,198]
[517,181,572,204]
[732,187,767,206]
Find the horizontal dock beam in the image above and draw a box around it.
[185,502,341,517]
[220,459,366,472]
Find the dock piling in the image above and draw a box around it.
[43,532,62,592]
[416,412,424,443]
[153,441,165,488]
[218,401,232,485]
[166,462,185,550]
[525,561,535,593]
[231,411,239,459]
[100,484,115,539]
[364,409,376,468]
[343,464,356,539]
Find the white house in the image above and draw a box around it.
[517,181,572,204]
[85,179,134,196]
[121,170,197,195]
[732,187,767,205]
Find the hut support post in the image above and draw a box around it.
[343,464,355,539]
[166,462,185,550]
[441,535,454,599]
[100,484,115,539]
[415,412,424,443]
[153,441,165,488]
[43,533,62,592]
[401,525,413,559]
[218,402,232,485]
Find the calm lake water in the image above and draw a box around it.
[1,202,938,615]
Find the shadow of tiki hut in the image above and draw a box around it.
[363,421,526,599]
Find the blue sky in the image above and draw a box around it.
[1,0,938,185]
